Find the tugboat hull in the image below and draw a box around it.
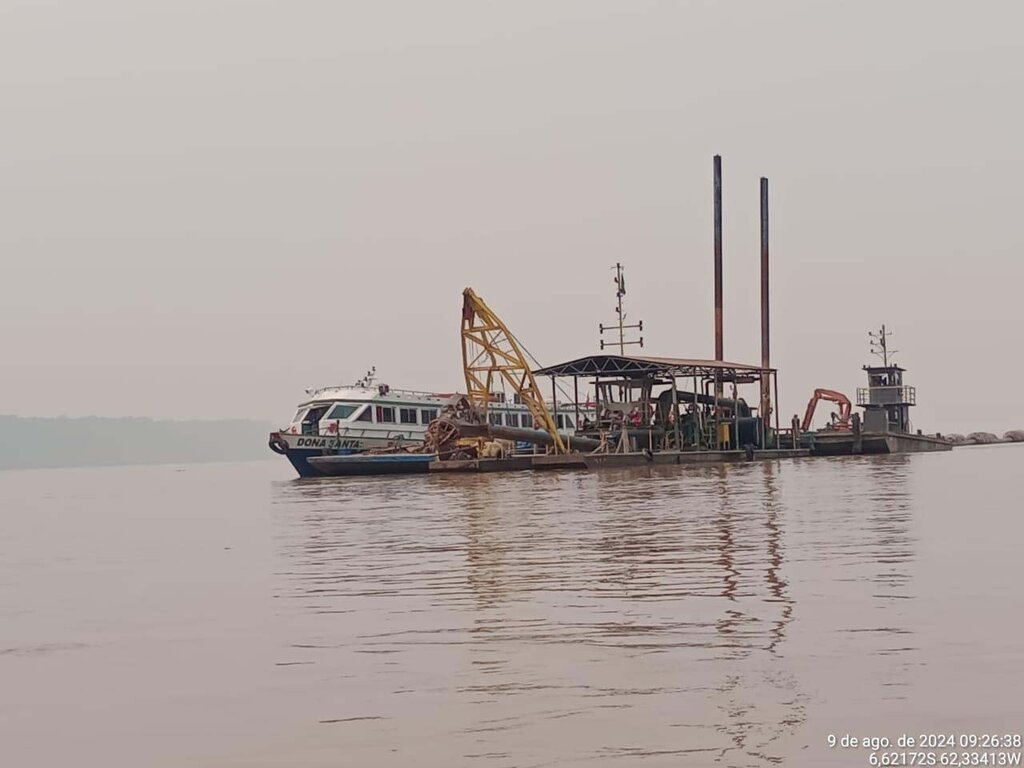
[810,431,952,456]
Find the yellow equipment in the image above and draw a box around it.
[460,288,566,453]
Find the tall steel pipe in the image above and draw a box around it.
[714,155,724,364]
[760,177,771,422]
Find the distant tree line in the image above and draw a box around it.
[0,416,274,470]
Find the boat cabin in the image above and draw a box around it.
[857,365,916,433]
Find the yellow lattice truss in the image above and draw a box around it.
[461,287,566,453]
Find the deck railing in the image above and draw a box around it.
[856,385,916,406]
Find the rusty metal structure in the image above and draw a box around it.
[713,154,724,394]
[760,176,772,425]
[533,354,780,453]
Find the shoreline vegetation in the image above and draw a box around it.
[0,415,274,470]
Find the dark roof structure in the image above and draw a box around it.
[533,354,773,380]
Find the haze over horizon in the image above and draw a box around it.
[3,1,1022,435]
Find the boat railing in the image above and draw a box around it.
[856,386,916,407]
[383,388,453,400]
[305,386,449,401]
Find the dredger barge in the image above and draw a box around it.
[270,157,951,478]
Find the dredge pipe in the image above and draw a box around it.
[453,421,605,452]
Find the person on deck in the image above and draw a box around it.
[628,407,642,428]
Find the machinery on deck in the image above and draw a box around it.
[422,287,593,459]
[459,287,567,453]
[801,388,852,432]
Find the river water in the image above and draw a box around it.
[2,447,1022,767]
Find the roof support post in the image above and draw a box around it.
[694,373,702,449]
[732,379,740,452]
[551,376,557,442]
[773,371,781,449]
[713,372,721,448]
[574,376,580,429]
[671,377,681,450]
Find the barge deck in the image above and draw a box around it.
[430,448,809,473]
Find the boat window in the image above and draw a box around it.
[376,406,395,423]
[488,413,502,426]
[292,408,308,424]
[399,408,417,424]
[507,413,519,427]
[556,414,565,429]
[325,403,359,421]
[420,408,438,424]
[564,416,574,429]
[355,406,372,422]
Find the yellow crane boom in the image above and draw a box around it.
[461,287,566,453]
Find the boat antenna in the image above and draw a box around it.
[598,262,644,355]
[355,366,376,387]
[868,325,897,367]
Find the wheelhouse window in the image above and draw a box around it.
[292,408,308,424]
[376,406,395,423]
[399,408,417,424]
[420,408,438,423]
[507,413,520,427]
[556,414,565,429]
[488,413,502,426]
[356,406,372,422]
[326,403,359,421]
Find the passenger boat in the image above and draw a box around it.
[268,369,586,477]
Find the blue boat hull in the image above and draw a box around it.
[306,453,435,476]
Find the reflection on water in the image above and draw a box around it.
[7,451,1024,768]
[270,456,918,766]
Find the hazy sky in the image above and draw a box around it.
[2,0,1021,434]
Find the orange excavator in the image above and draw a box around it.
[801,388,853,432]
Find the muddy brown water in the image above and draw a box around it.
[2,447,1022,767]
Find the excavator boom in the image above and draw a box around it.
[801,388,853,432]
[461,288,566,453]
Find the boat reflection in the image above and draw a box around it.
[269,454,919,765]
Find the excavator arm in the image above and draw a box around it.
[801,388,852,432]
[461,288,566,453]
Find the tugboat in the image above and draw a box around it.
[808,326,952,455]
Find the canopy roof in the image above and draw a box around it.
[533,354,774,380]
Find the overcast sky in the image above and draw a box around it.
[2,0,1021,434]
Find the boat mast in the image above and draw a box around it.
[599,263,643,355]
[869,325,897,368]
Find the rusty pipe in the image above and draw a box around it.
[760,176,771,422]
[452,421,604,452]
[714,155,723,366]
